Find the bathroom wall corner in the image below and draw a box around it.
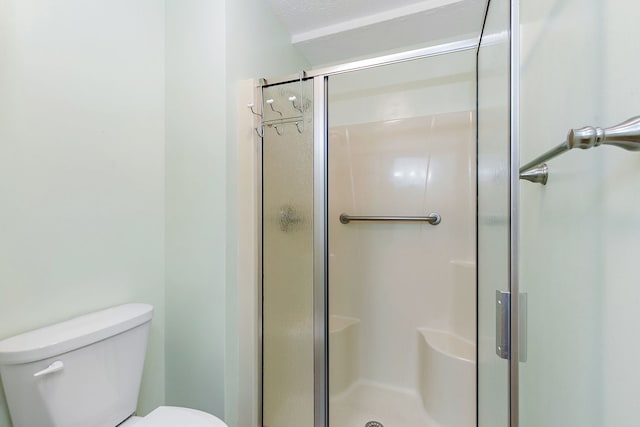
[164,0,227,418]
[223,1,309,426]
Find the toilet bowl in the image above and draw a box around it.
[122,406,227,427]
[0,303,226,427]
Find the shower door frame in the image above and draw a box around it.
[312,74,329,427]
[258,15,520,424]
[508,0,521,425]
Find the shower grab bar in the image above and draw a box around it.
[520,116,640,185]
[339,212,441,225]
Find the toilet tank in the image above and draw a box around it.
[0,303,153,427]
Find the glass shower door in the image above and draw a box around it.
[477,0,511,426]
[327,52,477,427]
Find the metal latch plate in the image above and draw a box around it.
[496,290,511,360]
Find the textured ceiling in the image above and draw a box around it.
[265,0,486,65]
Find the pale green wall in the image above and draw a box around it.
[519,0,640,426]
[0,1,166,426]
[518,0,603,425]
[164,0,227,417]
[600,2,640,424]
[0,0,304,425]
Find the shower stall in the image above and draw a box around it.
[255,0,640,426]
[260,43,478,427]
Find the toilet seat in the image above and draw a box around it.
[122,406,227,427]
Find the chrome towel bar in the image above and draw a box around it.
[339,212,441,225]
[520,116,640,185]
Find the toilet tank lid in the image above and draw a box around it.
[0,303,153,365]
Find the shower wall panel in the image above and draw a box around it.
[329,51,476,128]
[329,111,475,388]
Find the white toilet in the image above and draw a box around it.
[0,303,227,427]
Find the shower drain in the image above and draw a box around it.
[365,421,384,427]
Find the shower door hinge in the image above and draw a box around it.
[496,291,511,360]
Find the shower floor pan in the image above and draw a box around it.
[330,381,443,427]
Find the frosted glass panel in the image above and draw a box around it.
[477,0,510,425]
[262,81,314,427]
[328,54,476,427]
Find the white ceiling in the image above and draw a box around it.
[265,0,486,65]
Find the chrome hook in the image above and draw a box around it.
[274,124,283,136]
[254,125,264,138]
[295,121,304,134]
[266,99,283,117]
[289,96,303,114]
[247,103,261,117]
